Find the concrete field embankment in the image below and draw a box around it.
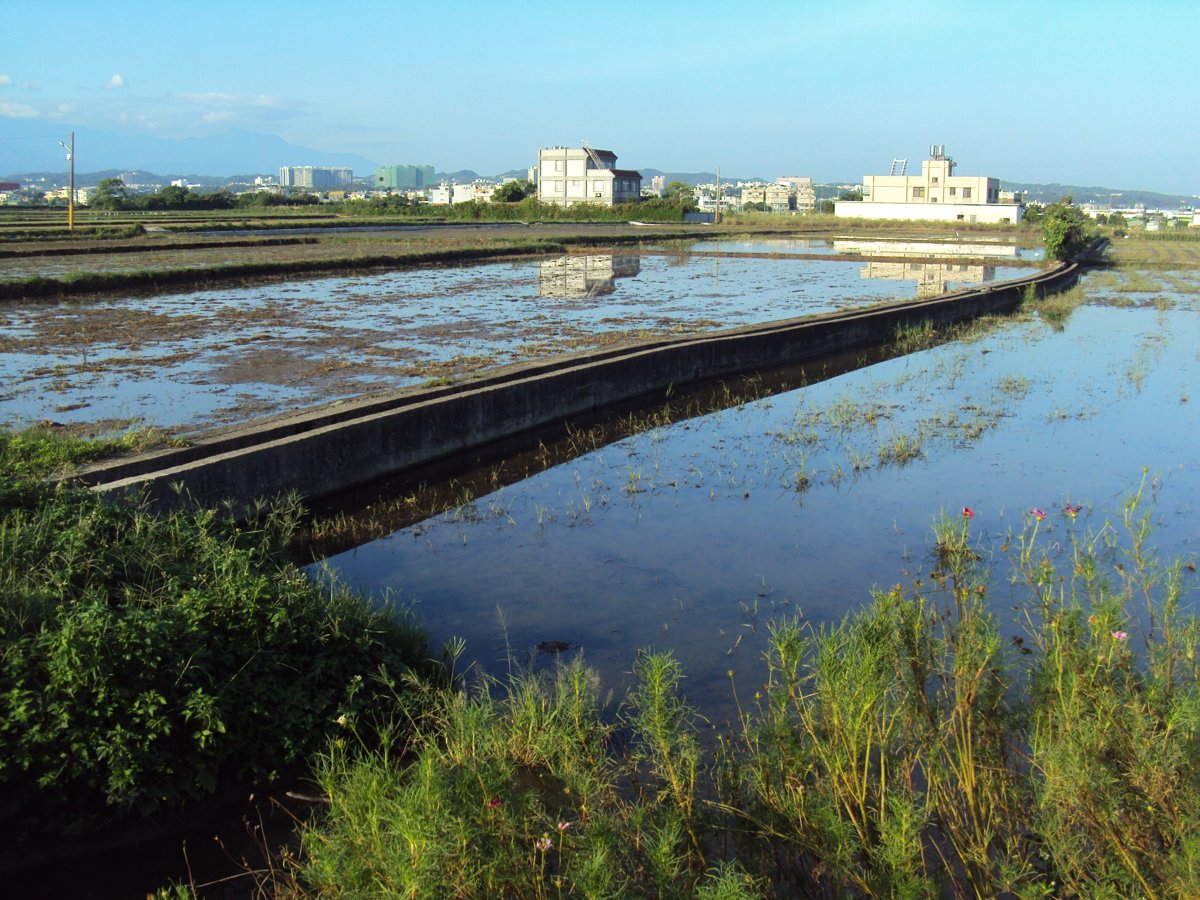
[78,260,1082,513]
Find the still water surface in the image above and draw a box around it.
[320,269,1200,719]
[0,240,1031,432]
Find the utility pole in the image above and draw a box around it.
[715,166,721,225]
[58,132,75,232]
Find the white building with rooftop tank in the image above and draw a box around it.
[835,146,1023,224]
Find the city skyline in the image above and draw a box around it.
[1,0,1196,195]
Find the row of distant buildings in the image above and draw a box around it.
[336,144,1023,222]
[8,143,1195,226]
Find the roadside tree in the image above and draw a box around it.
[89,177,130,210]
[492,180,531,203]
[1042,198,1098,261]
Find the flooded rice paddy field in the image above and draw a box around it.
[0,239,1031,432]
[319,264,1200,720]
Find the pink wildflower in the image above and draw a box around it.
[962,507,976,519]
[487,796,502,809]
[1030,508,1047,521]
[557,821,572,832]
[1064,503,1082,519]
[535,836,553,851]
[1111,630,1129,642]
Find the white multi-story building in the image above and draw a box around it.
[428,182,481,205]
[536,146,642,206]
[835,146,1023,224]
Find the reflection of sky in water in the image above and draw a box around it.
[0,249,1031,432]
[322,283,1200,719]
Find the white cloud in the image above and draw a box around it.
[176,91,239,106]
[106,73,126,90]
[0,101,39,119]
[0,74,12,87]
[175,91,282,110]
[203,111,234,123]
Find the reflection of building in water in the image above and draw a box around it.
[537,255,641,298]
[832,239,1019,259]
[859,261,995,297]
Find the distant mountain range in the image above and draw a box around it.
[1,128,1191,209]
[0,126,376,182]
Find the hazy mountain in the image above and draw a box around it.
[437,170,482,184]
[638,169,764,185]
[1001,182,1193,208]
[0,127,377,180]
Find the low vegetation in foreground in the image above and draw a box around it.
[4,450,1198,897]
[266,478,1199,899]
[0,427,429,840]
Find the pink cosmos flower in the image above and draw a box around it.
[1031,508,1047,521]
[535,836,553,851]
[487,796,502,809]
[962,507,976,519]
[557,821,572,832]
[1064,503,1082,519]
[1111,630,1129,642]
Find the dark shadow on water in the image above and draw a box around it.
[296,338,930,561]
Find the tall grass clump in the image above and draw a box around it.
[285,480,1198,898]
[718,482,1200,897]
[299,655,758,898]
[1018,477,1200,898]
[0,427,428,840]
[725,509,1020,897]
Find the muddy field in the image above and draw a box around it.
[0,221,1049,435]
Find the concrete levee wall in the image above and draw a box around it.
[82,259,1082,513]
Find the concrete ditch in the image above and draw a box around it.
[77,257,1085,513]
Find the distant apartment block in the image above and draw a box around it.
[279,166,354,189]
[741,183,792,212]
[536,146,642,206]
[776,176,816,211]
[835,146,1023,224]
[375,164,436,190]
[651,175,666,196]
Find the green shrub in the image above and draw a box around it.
[0,428,428,836]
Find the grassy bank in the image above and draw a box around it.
[0,427,430,844]
[5,440,1197,896]
[273,479,1199,899]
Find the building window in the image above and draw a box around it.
[949,187,956,196]
[963,187,972,200]
[931,176,939,184]
[554,160,564,173]
[912,187,925,199]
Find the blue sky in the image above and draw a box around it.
[2,0,1196,193]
